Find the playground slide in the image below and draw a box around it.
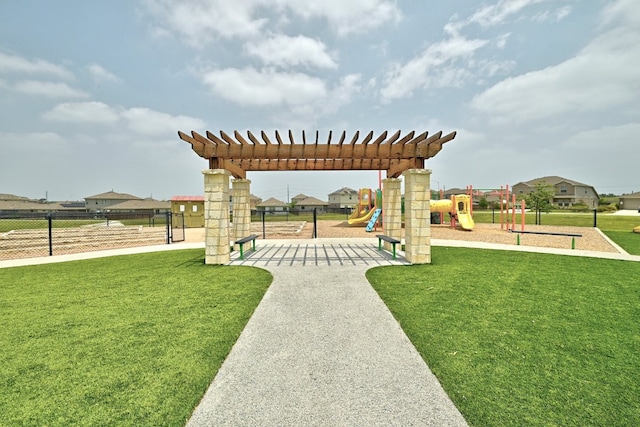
[348,208,377,225]
[456,211,475,230]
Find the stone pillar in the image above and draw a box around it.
[203,169,231,265]
[232,178,251,251]
[382,178,402,251]
[403,169,432,264]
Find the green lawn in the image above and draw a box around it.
[367,247,640,427]
[472,210,640,232]
[603,230,640,255]
[0,249,271,426]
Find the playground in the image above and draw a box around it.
[183,220,620,253]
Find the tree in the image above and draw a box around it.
[478,196,489,210]
[524,182,555,225]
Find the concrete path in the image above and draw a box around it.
[187,239,468,426]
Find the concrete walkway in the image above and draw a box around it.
[187,239,467,426]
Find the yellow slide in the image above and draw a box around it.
[456,210,475,230]
[348,208,377,225]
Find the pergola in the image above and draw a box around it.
[178,129,457,264]
[178,129,455,179]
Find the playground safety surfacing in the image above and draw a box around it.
[229,238,410,267]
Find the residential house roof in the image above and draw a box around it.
[328,187,358,196]
[108,199,170,210]
[514,176,589,187]
[295,197,328,206]
[171,195,204,202]
[256,197,287,207]
[0,200,63,211]
[84,191,142,200]
[620,192,640,199]
[291,193,309,201]
[0,193,31,201]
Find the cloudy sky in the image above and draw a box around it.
[1,0,638,202]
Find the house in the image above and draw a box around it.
[291,193,310,206]
[291,196,328,214]
[441,188,468,199]
[328,187,358,209]
[512,176,599,208]
[171,196,205,227]
[84,191,142,212]
[108,198,170,214]
[619,192,640,211]
[229,192,262,214]
[0,193,66,215]
[256,197,288,214]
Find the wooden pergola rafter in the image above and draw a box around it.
[178,129,456,179]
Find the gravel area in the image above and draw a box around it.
[184,220,620,253]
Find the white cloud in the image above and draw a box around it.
[141,0,401,45]
[532,6,572,22]
[380,35,489,101]
[87,63,121,83]
[273,0,401,36]
[470,5,640,123]
[562,122,640,151]
[245,34,338,69]
[0,131,65,146]
[42,102,205,136]
[121,108,205,135]
[14,80,88,98]
[0,51,73,79]
[201,67,327,106]
[468,0,545,28]
[43,101,121,124]
[142,0,267,46]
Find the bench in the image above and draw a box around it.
[376,234,401,259]
[235,234,258,260]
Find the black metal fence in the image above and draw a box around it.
[0,212,184,261]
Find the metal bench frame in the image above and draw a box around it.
[376,234,401,259]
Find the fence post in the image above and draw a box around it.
[166,211,171,244]
[313,208,317,238]
[47,213,53,256]
[593,209,597,228]
[261,210,266,239]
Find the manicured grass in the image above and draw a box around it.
[603,231,640,255]
[367,247,640,427]
[0,250,271,426]
[473,210,640,232]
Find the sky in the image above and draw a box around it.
[1,0,639,203]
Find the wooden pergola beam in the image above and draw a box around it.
[178,129,457,178]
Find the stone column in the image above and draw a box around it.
[403,169,432,264]
[382,178,402,251]
[203,169,231,265]
[232,178,251,251]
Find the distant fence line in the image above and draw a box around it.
[0,212,184,261]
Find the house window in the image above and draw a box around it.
[192,205,198,212]
[179,205,185,212]
[560,186,567,193]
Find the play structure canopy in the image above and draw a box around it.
[178,129,456,179]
